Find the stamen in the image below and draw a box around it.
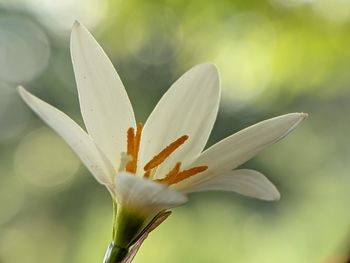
[127,127,135,156]
[144,135,189,172]
[133,123,142,163]
[144,170,151,178]
[118,152,133,172]
[156,162,181,184]
[167,166,208,185]
[125,123,143,173]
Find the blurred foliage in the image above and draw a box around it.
[0,0,350,262]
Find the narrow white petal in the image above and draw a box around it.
[140,64,220,177]
[70,21,135,169]
[186,113,307,184]
[182,169,280,201]
[115,173,187,219]
[18,86,115,186]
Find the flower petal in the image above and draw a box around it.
[201,113,307,171]
[18,86,115,186]
[140,64,220,178]
[70,21,135,169]
[115,173,188,219]
[181,169,280,201]
[177,113,307,187]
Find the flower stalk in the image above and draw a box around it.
[105,209,172,263]
[103,242,129,263]
[107,202,144,263]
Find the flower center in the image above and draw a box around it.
[122,123,208,185]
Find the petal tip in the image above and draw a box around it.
[71,20,88,41]
[293,112,308,127]
[202,62,217,69]
[256,190,280,202]
[265,184,281,201]
[283,112,308,133]
[71,21,83,37]
[300,112,309,119]
[271,191,281,201]
[193,63,220,88]
[293,112,308,121]
[73,20,80,28]
[17,85,30,101]
[196,63,219,75]
[17,85,25,94]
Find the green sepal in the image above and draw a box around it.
[113,207,146,249]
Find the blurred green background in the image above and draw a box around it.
[0,0,349,262]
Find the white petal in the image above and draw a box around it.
[139,64,220,177]
[70,21,135,169]
[18,86,115,186]
[115,173,187,219]
[181,169,280,201]
[184,113,307,185]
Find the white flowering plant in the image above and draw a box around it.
[19,21,307,262]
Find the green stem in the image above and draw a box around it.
[112,201,117,240]
[107,200,145,262]
[103,242,129,263]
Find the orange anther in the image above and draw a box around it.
[144,170,151,178]
[167,166,208,185]
[134,123,142,162]
[156,162,181,184]
[144,135,188,172]
[126,123,143,174]
[126,127,135,156]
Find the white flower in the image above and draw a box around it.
[18,21,307,249]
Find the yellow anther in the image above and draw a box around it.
[122,124,208,184]
[126,123,143,173]
[144,135,188,172]
[166,165,208,185]
[156,162,181,184]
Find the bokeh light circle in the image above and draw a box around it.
[24,0,108,31]
[0,16,50,83]
[14,127,80,188]
[0,82,31,142]
[122,4,183,65]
